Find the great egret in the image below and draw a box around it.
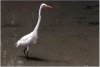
[15,3,52,59]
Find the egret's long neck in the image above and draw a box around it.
[33,6,42,33]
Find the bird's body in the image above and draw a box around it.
[15,3,52,59]
[16,31,38,47]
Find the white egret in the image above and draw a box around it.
[15,3,52,59]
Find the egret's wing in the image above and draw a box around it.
[19,33,32,41]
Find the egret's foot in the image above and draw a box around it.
[26,56,29,60]
[25,52,29,60]
[26,52,29,59]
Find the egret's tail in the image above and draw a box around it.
[15,42,17,47]
[15,42,19,47]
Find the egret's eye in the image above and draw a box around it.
[43,5,47,7]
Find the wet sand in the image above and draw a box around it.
[1,1,99,66]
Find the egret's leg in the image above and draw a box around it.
[23,47,27,56]
[26,46,29,59]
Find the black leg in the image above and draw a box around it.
[23,46,29,59]
[26,51,29,59]
[23,47,27,56]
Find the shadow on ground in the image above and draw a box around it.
[19,55,64,63]
[19,55,49,62]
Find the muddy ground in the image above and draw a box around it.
[1,1,99,66]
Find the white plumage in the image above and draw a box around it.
[15,3,52,59]
[16,32,37,47]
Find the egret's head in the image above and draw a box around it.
[41,3,52,8]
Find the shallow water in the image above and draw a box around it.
[1,1,99,66]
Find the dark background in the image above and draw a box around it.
[1,1,99,66]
